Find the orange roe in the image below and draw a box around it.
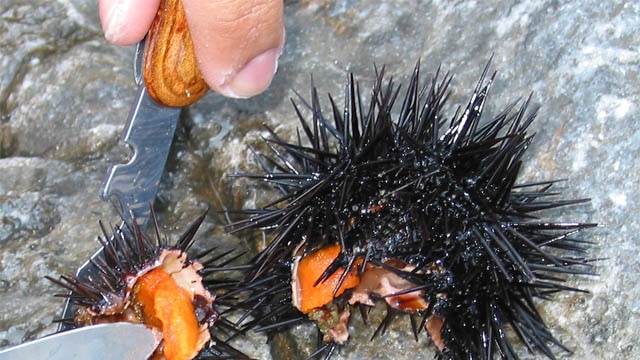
[136,267,201,360]
[294,244,361,314]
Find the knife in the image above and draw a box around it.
[100,37,181,227]
[101,0,207,227]
[0,323,156,360]
[60,0,209,330]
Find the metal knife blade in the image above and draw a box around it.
[100,84,180,226]
[100,38,181,227]
[0,323,156,360]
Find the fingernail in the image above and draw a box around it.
[218,47,281,99]
[102,2,128,43]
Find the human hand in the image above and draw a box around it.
[98,0,285,99]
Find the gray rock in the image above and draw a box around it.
[1,0,638,359]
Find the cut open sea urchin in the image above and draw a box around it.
[225,63,596,359]
[47,211,248,360]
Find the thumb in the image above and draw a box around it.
[182,0,285,98]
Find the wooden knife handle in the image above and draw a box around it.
[143,0,208,107]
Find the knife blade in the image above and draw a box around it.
[0,323,156,360]
[100,84,180,226]
[100,38,181,227]
[101,0,206,227]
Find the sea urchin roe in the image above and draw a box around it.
[136,267,201,360]
[133,249,213,360]
[295,256,447,346]
[291,244,361,314]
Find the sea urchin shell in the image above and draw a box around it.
[226,62,596,359]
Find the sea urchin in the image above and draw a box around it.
[226,62,596,359]
[47,211,243,360]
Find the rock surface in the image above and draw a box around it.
[1,0,638,359]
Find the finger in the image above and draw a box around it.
[99,0,161,45]
[182,0,286,98]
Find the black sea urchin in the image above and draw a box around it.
[225,63,596,359]
[47,211,250,360]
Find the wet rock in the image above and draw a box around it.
[1,0,639,359]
